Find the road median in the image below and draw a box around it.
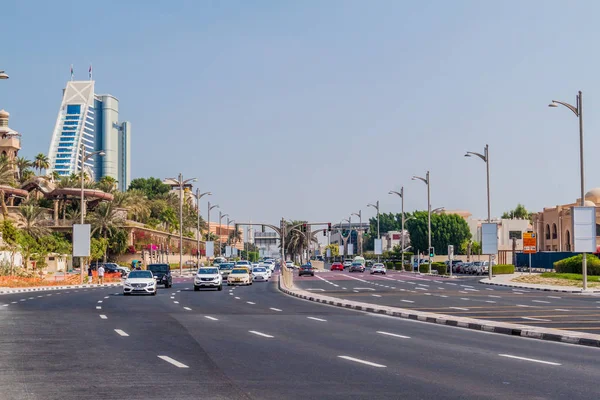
[278,266,600,348]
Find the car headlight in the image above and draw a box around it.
[124,282,132,287]
[147,282,155,287]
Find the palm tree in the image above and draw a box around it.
[33,153,50,176]
[0,157,16,219]
[283,221,308,264]
[122,190,151,223]
[228,228,242,245]
[96,176,118,193]
[89,202,125,262]
[15,157,32,182]
[16,202,51,240]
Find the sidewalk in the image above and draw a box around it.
[479,273,600,293]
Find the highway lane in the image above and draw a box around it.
[1,279,599,399]
[294,270,600,333]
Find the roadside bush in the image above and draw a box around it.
[404,263,412,272]
[492,264,515,275]
[394,262,403,270]
[554,254,600,275]
[386,262,395,270]
[418,264,429,273]
[431,262,447,275]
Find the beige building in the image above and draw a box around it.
[532,188,600,252]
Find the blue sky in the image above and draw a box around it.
[2,0,600,228]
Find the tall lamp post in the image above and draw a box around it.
[79,144,105,283]
[549,92,588,290]
[351,210,363,256]
[193,189,211,266]
[367,201,380,261]
[165,174,197,276]
[465,145,492,280]
[227,218,235,247]
[219,212,229,257]
[0,70,8,80]
[389,188,406,267]
[412,171,431,273]
[342,218,351,262]
[206,202,219,259]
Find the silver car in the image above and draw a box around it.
[371,263,387,275]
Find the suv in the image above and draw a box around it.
[194,267,223,291]
[147,264,172,288]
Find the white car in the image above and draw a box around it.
[123,270,157,296]
[252,267,270,282]
[286,261,298,270]
[228,268,252,286]
[371,263,387,275]
[259,261,273,272]
[194,267,223,291]
[343,260,353,269]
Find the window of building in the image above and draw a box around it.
[552,224,557,239]
[566,230,571,251]
[545,224,550,240]
[65,115,79,120]
[56,154,71,158]
[66,105,81,115]
[63,121,78,126]
[63,126,77,131]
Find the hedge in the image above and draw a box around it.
[394,262,403,270]
[404,264,412,272]
[386,262,395,270]
[491,264,515,275]
[418,264,429,273]
[554,254,600,275]
[431,262,448,275]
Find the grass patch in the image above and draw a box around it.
[540,272,600,282]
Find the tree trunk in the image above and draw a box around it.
[103,231,108,263]
[0,189,8,220]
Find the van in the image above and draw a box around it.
[353,256,366,266]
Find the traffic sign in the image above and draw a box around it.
[523,232,536,254]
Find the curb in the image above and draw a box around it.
[478,278,600,293]
[0,283,123,295]
[278,275,600,348]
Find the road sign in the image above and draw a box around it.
[523,232,537,254]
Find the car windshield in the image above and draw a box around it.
[301,265,311,269]
[253,268,266,272]
[198,268,219,274]
[219,263,234,269]
[352,263,362,266]
[148,264,168,273]
[231,269,247,274]
[237,261,249,265]
[128,271,152,279]
[374,264,384,267]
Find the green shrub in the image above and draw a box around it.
[431,262,448,275]
[418,264,429,273]
[492,264,515,274]
[404,263,412,272]
[554,254,600,275]
[386,262,395,270]
[394,262,403,270]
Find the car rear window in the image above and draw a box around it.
[231,269,247,274]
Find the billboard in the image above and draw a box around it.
[348,243,354,256]
[572,206,597,253]
[205,241,214,258]
[73,224,91,257]
[374,239,383,255]
[481,223,498,255]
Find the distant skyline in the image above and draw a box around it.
[3,0,600,228]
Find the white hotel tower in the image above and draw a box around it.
[47,80,131,191]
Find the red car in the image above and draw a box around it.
[330,262,344,271]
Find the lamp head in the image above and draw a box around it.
[98,151,106,157]
[548,101,558,108]
[0,71,8,80]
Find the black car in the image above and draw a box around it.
[147,263,172,288]
[349,263,365,273]
[298,264,315,277]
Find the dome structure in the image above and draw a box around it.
[584,188,600,204]
[584,200,596,207]
[0,109,9,119]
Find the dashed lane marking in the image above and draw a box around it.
[338,356,386,368]
[158,355,189,368]
[377,331,410,339]
[249,330,274,338]
[99,315,107,319]
[246,302,256,305]
[183,307,192,311]
[205,316,218,321]
[521,317,551,322]
[307,317,327,322]
[401,300,414,303]
[114,329,129,337]
[270,308,282,312]
[449,307,470,311]
[498,354,561,366]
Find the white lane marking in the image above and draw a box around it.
[97,301,103,303]
[315,274,340,287]
[417,284,430,287]
[37,295,43,298]
[114,329,129,337]
[460,285,474,288]
[158,355,189,368]
[460,298,470,301]
[424,293,432,296]
[247,301,256,305]
[415,287,428,291]
[377,331,410,339]
[338,355,386,368]
[28,297,34,300]
[171,297,175,299]
[486,288,495,291]
[445,282,457,285]
[270,307,282,312]
[353,290,359,293]
[521,317,551,322]
[177,290,181,292]
[485,300,496,303]
[464,288,479,292]
[437,287,445,290]
[401,300,414,303]
[306,288,325,291]
[353,287,375,291]
[173,301,179,304]
[342,287,347,290]
[439,295,448,298]
[235,297,240,299]
[371,294,382,298]
[532,300,550,304]
[516,304,536,308]
[96,306,102,309]
[390,287,396,289]
[229,293,233,295]
[99,315,107,319]
[498,354,561,366]
[183,307,192,311]
[104,296,109,299]
[547,296,562,299]
[512,289,530,293]
[449,307,469,311]
[204,316,218,321]
[11,301,17,304]
[307,317,327,322]
[249,330,274,338]
[554,309,570,312]
[488,295,501,298]
[2,304,8,307]
[459,291,468,294]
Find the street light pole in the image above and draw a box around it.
[227,218,235,247]
[351,210,363,256]
[206,202,219,261]
[194,189,212,266]
[389,188,406,268]
[465,145,492,279]
[219,212,229,257]
[367,201,380,261]
[165,174,197,276]
[549,92,587,290]
[79,143,105,283]
[412,172,431,274]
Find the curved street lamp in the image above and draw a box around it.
[193,189,212,265]
[165,174,197,276]
[549,92,588,289]
[412,171,431,273]
[0,70,8,80]
[389,188,407,266]
[351,210,363,256]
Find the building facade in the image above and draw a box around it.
[0,109,21,175]
[47,80,131,191]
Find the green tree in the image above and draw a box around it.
[97,176,118,193]
[405,211,471,255]
[90,237,108,261]
[324,244,339,257]
[0,157,16,218]
[33,153,50,175]
[15,156,32,182]
[128,177,171,200]
[501,203,531,220]
[16,202,51,240]
[89,202,124,262]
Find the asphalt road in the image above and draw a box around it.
[294,269,600,334]
[1,273,599,399]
